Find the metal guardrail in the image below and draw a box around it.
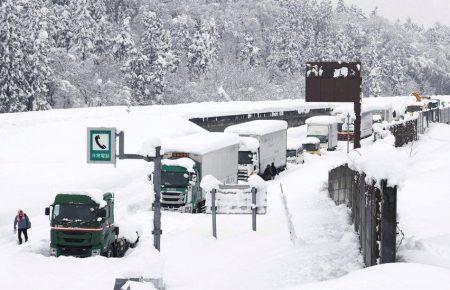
[189,108,332,131]
[328,164,397,267]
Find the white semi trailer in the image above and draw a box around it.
[160,132,239,212]
[305,116,338,150]
[225,120,288,181]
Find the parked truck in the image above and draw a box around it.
[337,111,373,141]
[286,138,304,164]
[236,136,260,181]
[302,137,322,155]
[305,116,338,150]
[160,132,239,212]
[44,192,139,257]
[224,120,288,181]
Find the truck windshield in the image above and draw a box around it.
[161,171,189,187]
[286,150,297,157]
[239,151,253,165]
[303,143,318,151]
[53,204,98,223]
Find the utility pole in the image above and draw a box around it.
[114,131,163,251]
[152,146,162,251]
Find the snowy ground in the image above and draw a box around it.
[1,97,450,289]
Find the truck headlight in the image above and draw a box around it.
[91,249,101,256]
[50,247,57,256]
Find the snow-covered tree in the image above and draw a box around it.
[112,16,135,61]
[23,1,52,111]
[0,0,28,113]
[363,34,384,97]
[48,4,73,51]
[268,13,303,74]
[239,34,260,67]
[170,15,191,61]
[124,49,153,105]
[71,0,96,61]
[336,0,347,14]
[87,0,106,23]
[93,16,112,64]
[127,11,178,104]
[187,19,218,78]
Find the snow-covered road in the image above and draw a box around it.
[1,98,450,289]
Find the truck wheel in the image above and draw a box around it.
[105,244,115,258]
[197,200,206,213]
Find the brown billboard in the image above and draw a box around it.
[305,62,362,102]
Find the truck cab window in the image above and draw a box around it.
[52,204,98,222]
[238,151,253,164]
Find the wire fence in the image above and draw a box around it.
[328,164,397,267]
[385,107,450,147]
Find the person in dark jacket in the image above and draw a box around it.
[270,162,278,177]
[263,165,272,181]
[14,209,31,244]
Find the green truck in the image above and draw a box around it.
[159,132,240,213]
[45,192,138,257]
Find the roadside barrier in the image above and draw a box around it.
[328,164,397,267]
[378,107,450,147]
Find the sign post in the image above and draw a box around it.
[87,127,163,251]
[251,187,257,232]
[211,189,217,239]
[305,62,362,149]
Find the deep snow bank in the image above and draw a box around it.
[296,263,450,290]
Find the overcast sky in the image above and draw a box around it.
[337,0,450,27]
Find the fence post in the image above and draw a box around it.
[251,187,257,231]
[211,189,217,239]
[380,180,397,263]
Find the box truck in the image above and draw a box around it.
[305,116,338,150]
[225,120,288,181]
[337,111,373,140]
[287,138,304,164]
[160,132,239,213]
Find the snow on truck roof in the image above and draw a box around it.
[224,120,288,135]
[239,136,260,152]
[287,138,303,150]
[163,132,239,155]
[305,116,339,125]
[162,157,196,172]
[58,190,108,207]
[302,137,321,145]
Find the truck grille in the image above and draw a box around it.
[57,231,92,247]
[161,191,185,209]
[238,170,249,181]
[60,246,91,257]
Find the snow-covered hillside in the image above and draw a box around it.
[1,97,450,289]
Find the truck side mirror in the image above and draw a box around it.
[97,208,107,218]
[45,207,50,216]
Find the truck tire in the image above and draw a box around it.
[105,244,115,258]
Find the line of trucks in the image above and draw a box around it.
[44,113,381,257]
[43,93,438,258]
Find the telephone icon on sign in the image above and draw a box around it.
[94,135,107,149]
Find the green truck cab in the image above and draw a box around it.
[45,192,138,258]
[160,159,203,213]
